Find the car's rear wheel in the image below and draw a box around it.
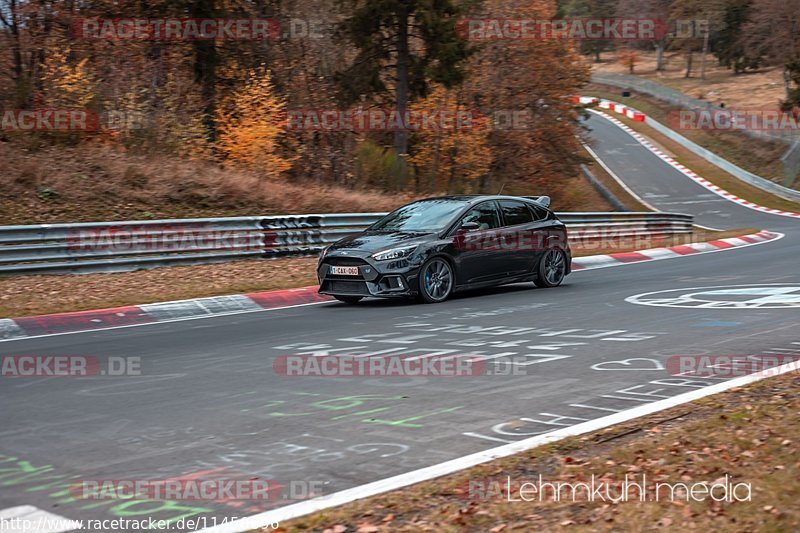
[333,295,363,304]
[418,257,454,303]
[534,248,566,288]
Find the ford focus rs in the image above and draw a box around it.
[317,195,571,303]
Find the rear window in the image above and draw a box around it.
[499,200,534,226]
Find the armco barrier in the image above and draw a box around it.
[0,212,693,275]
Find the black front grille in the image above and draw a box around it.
[326,257,369,266]
[326,280,371,295]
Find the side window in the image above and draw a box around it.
[499,200,534,227]
[460,202,501,230]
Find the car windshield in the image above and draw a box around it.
[369,199,469,232]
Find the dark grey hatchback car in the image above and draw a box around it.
[317,195,571,303]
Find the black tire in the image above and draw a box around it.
[334,295,363,304]
[417,257,454,303]
[534,248,567,288]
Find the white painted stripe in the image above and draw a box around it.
[198,357,800,533]
[0,318,26,340]
[139,294,263,320]
[571,255,617,267]
[720,237,751,247]
[688,242,722,253]
[0,505,80,533]
[636,248,682,260]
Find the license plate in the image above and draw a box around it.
[330,265,359,276]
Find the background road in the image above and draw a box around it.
[2,113,799,530]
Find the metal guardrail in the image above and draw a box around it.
[0,212,693,275]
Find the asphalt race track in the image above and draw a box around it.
[2,112,800,531]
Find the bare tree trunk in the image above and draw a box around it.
[394,4,409,157]
[699,28,709,79]
[685,51,693,78]
[655,41,665,71]
[8,0,25,105]
[785,67,792,101]
[192,0,219,143]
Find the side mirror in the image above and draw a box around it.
[460,221,480,231]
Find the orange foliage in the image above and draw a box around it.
[216,66,294,178]
[409,85,491,193]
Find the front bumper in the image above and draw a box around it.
[318,253,421,298]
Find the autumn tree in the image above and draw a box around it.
[557,0,617,63]
[40,48,97,108]
[617,47,639,73]
[739,0,800,109]
[463,0,590,200]
[409,85,491,193]
[615,0,672,71]
[715,0,759,74]
[216,66,294,177]
[670,0,726,78]
[337,0,473,158]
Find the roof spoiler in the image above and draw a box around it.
[522,196,551,208]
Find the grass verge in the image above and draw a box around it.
[0,227,759,318]
[275,370,800,532]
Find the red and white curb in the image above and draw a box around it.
[573,95,645,121]
[580,97,800,219]
[0,287,330,341]
[0,230,782,342]
[571,229,782,271]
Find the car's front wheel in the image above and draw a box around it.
[418,257,454,303]
[333,295,363,304]
[534,248,567,288]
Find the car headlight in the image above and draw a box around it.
[371,245,418,261]
[319,245,332,259]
